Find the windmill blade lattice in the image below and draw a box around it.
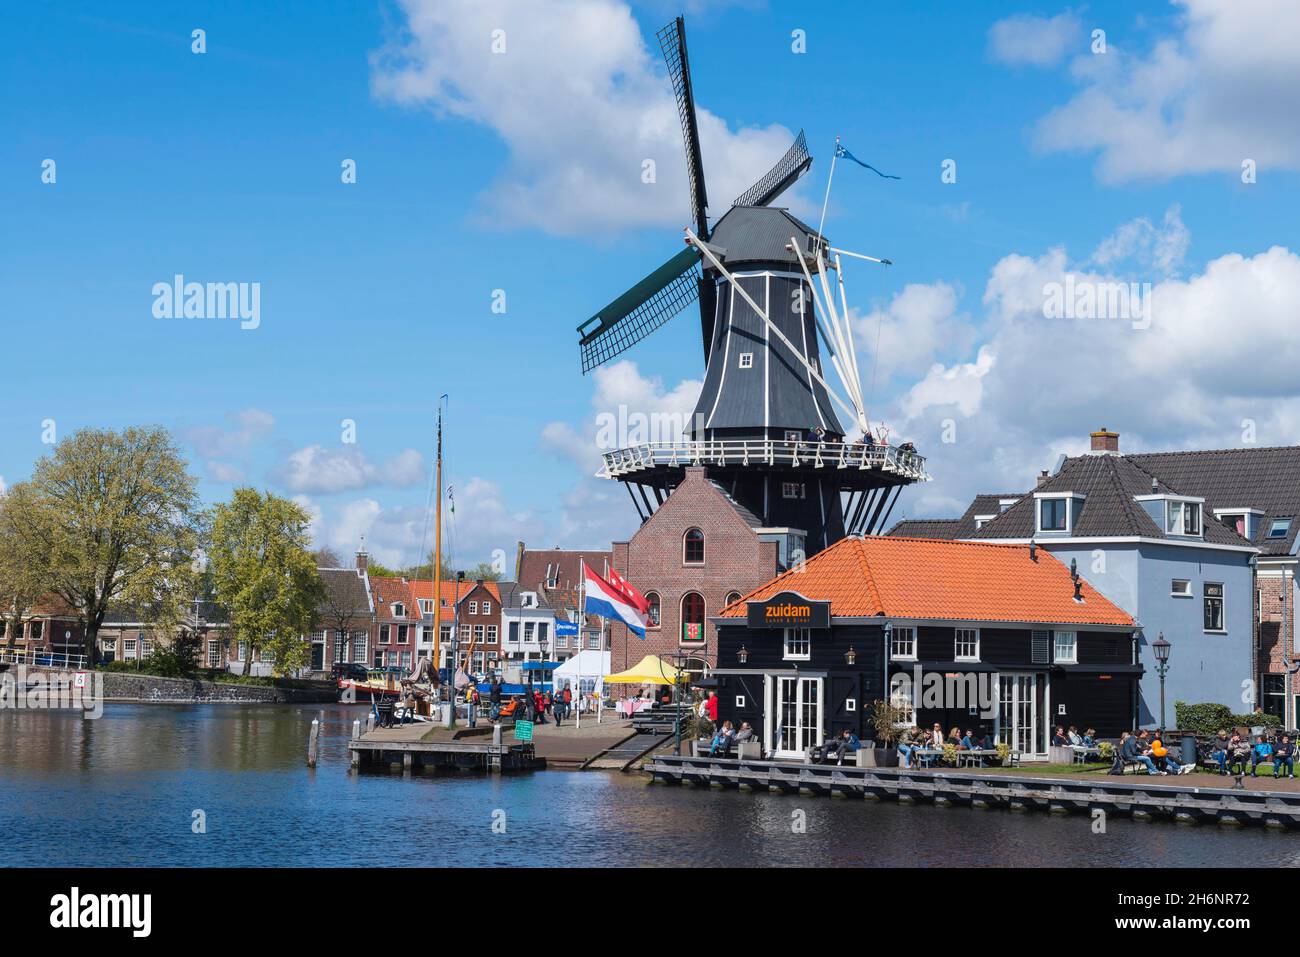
[576,247,702,374]
[732,129,812,208]
[657,17,709,238]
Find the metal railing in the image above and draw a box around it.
[0,647,90,670]
[599,439,929,481]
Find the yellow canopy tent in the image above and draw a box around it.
[604,654,686,685]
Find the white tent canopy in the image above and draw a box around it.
[552,650,611,703]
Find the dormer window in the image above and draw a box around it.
[1040,499,1067,531]
[973,514,996,530]
[1165,500,1201,536]
[392,602,405,619]
[1268,518,1292,539]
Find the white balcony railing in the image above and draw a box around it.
[0,647,90,670]
[598,439,929,482]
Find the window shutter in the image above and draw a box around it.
[1031,631,1050,664]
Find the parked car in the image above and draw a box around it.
[331,662,370,682]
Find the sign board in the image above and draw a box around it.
[746,591,831,629]
[682,622,702,642]
[513,719,534,742]
[74,672,87,689]
[554,619,579,637]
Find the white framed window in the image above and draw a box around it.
[468,601,478,615]
[1053,630,1077,664]
[207,639,221,668]
[784,430,801,443]
[783,627,811,661]
[1204,583,1225,632]
[735,695,746,709]
[1171,579,1192,598]
[781,482,805,500]
[1268,518,1292,539]
[400,651,411,670]
[890,625,916,661]
[524,622,536,642]
[481,601,491,616]
[889,674,915,726]
[1166,500,1202,536]
[141,639,154,658]
[588,634,600,650]
[486,625,498,644]
[473,624,484,643]
[353,635,368,663]
[237,641,247,661]
[392,602,405,618]
[397,625,409,645]
[556,634,568,649]
[418,599,434,615]
[845,698,857,712]
[459,624,471,641]
[954,627,979,661]
[738,352,753,369]
[123,639,138,661]
[1039,497,1068,532]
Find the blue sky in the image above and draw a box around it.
[2,0,1297,568]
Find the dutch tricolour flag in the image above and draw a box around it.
[582,560,650,638]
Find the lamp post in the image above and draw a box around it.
[1152,632,1172,730]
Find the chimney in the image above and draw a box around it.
[1029,541,1037,561]
[1036,470,1051,488]
[355,545,369,572]
[1073,579,1083,601]
[1090,427,1120,454]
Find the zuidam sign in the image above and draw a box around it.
[746,591,831,629]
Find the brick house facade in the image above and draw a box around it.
[608,467,785,680]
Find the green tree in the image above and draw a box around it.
[209,489,323,676]
[14,427,200,664]
[0,484,49,651]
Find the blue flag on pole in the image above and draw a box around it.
[835,143,900,180]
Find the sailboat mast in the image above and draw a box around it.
[432,402,444,679]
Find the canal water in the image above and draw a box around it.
[2,704,1298,867]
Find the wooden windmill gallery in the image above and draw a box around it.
[576,17,930,557]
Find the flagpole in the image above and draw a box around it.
[814,135,841,254]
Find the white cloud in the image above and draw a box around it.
[273,445,427,495]
[1031,0,1300,181]
[987,11,1082,67]
[0,476,6,495]
[879,218,1300,518]
[370,0,803,234]
[1090,204,1190,275]
[851,281,974,390]
[185,408,274,482]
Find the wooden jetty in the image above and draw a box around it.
[348,722,541,774]
[645,755,1300,829]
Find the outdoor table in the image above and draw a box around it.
[618,699,650,718]
[914,748,943,768]
[958,749,1000,768]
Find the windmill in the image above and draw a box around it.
[575,16,929,555]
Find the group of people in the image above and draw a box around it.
[897,724,997,768]
[708,720,756,757]
[1051,725,1099,748]
[1115,729,1195,775]
[469,678,576,727]
[1208,731,1296,778]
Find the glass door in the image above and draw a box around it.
[775,676,822,758]
[998,673,1047,757]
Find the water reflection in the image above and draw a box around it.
[0,704,1296,867]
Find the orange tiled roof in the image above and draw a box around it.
[407,578,500,609]
[719,536,1133,627]
[369,576,416,619]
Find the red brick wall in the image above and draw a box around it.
[1257,566,1298,695]
[608,468,779,681]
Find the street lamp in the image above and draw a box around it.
[737,645,749,664]
[1152,632,1172,730]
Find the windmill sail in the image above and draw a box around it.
[657,17,709,239]
[577,247,702,373]
[732,129,812,208]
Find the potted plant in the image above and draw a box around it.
[995,742,1012,766]
[864,699,908,767]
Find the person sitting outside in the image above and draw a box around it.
[1123,730,1165,775]
[1251,735,1274,777]
[820,728,861,765]
[898,727,922,768]
[1210,731,1230,775]
[724,722,756,757]
[1066,725,1084,747]
[1051,726,1068,747]
[1273,734,1295,779]
[947,726,964,748]
[708,720,736,757]
[1151,729,1192,775]
[930,723,945,748]
[1082,728,1098,748]
[1227,732,1251,775]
